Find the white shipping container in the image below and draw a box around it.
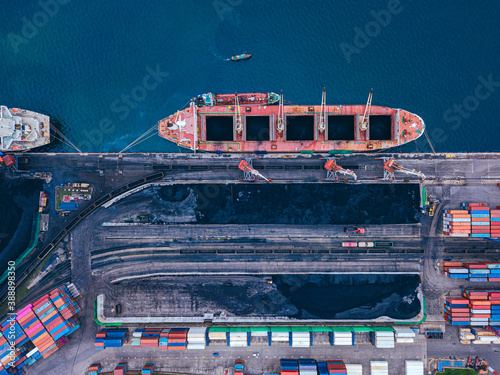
[470,321,489,326]
[229,341,247,347]
[375,331,394,338]
[271,336,289,342]
[405,360,424,375]
[371,361,389,375]
[345,364,363,375]
[250,331,268,337]
[396,337,415,343]
[208,332,226,340]
[272,332,289,337]
[448,268,469,274]
[291,342,310,347]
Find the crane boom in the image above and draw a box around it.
[381,158,426,180]
[238,159,270,182]
[277,90,284,133]
[324,158,357,181]
[359,89,373,132]
[235,93,243,133]
[318,87,326,133]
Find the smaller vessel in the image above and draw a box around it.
[194,92,279,107]
[0,106,50,151]
[231,53,251,61]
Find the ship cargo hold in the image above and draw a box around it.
[158,90,425,153]
[0,106,50,151]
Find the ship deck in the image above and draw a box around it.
[158,103,424,152]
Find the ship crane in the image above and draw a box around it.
[380,157,426,181]
[318,87,326,133]
[235,93,243,133]
[323,158,357,181]
[359,89,373,132]
[277,90,284,133]
[238,159,270,182]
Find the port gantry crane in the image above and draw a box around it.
[380,157,426,181]
[235,93,243,133]
[238,159,270,182]
[323,158,357,182]
[359,89,373,132]
[277,90,284,133]
[318,87,327,133]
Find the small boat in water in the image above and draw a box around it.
[0,106,50,151]
[231,53,251,61]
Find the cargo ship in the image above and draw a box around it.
[158,90,425,153]
[0,106,50,151]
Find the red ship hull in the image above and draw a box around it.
[158,95,425,153]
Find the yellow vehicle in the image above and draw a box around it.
[428,202,436,216]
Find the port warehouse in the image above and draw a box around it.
[0,285,81,375]
[94,325,422,350]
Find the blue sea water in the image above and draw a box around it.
[1,0,499,153]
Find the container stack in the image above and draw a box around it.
[271,331,290,345]
[159,329,170,349]
[207,328,226,345]
[0,285,80,374]
[487,326,500,337]
[17,304,56,359]
[229,330,248,347]
[95,329,128,349]
[187,327,207,350]
[459,328,475,344]
[114,362,127,375]
[139,328,160,347]
[325,360,347,375]
[370,361,389,375]
[297,359,317,375]
[443,203,500,238]
[462,203,491,238]
[443,262,500,281]
[88,364,102,375]
[405,360,424,375]
[234,360,244,375]
[142,363,155,374]
[131,328,143,347]
[290,330,310,348]
[344,364,363,375]
[442,209,471,237]
[469,328,500,344]
[0,318,29,373]
[331,331,354,346]
[394,327,416,344]
[167,328,187,350]
[317,362,328,375]
[491,209,500,237]
[444,297,471,325]
[369,331,395,348]
[280,359,299,375]
[446,289,500,326]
